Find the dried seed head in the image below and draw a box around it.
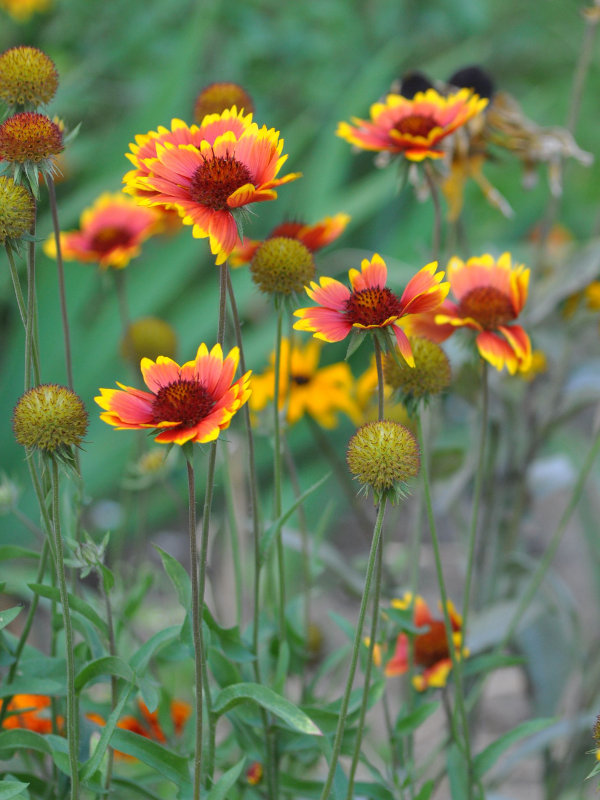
[250,236,315,296]
[13,384,88,453]
[384,336,451,403]
[0,46,59,109]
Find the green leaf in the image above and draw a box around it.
[462,652,524,678]
[154,546,191,609]
[414,780,435,800]
[28,583,108,637]
[0,781,30,799]
[259,472,330,565]
[111,778,164,800]
[109,729,191,788]
[205,757,246,800]
[80,685,133,781]
[0,606,22,630]
[129,625,180,673]
[345,330,367,360]
[0,546,39,561]
[386,606,429,635]
[0,678,64,698]
[473,717,556,779]
[273,640,290,694]
[202,607,254,663]
[446,743,468,800]
[394,701,440,736]
[208,646,243,688]
[74,655,135,692]
[213,683,323,736]
[0,729,52,756]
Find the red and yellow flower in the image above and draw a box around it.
[294,253,449,366]
[250,338,361,428]
[43,192,164,269]
[96,343,251,445]
[435,252,532,374]
[230,212,350,267]
[123,111,300,265]
[381,593,468,691]
[2,694,61,733]
[337,88,487,161]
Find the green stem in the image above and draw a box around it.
[101,578,118,794]
[423,163,442,262]
[346,528,384,799]
[24,199,39,390]
[186,458,204,800]
[273,304,286,641]
[567,13,599,134]
[416,414,472,773]
[49,457,79,800]
[0,540,49,726]
[47,176,74,391]
[223,454,244,627]
[373,337,385,421]
[319,497,388,800]
[461,361,488,644]
[225,272,274,799]
[113,270,131,341]
[5,245,40,381]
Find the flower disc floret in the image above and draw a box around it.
[435,252,532,374]
[0,46,58,109]
[347,420,420,500]
[194,82,254,122]
[250,236,315,295]
[337,88,488,161]
[0,175,34,243]
[0,111,63,163]
[13,384,88,453]
[124,115,300,264]
[294,253,449,367]
[384,336,451,401]
[95,343,251,445]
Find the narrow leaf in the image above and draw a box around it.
[0,546,39,560]
[74,656,135,692]
[205,757,246,800]
[0,729,52,755]
[80,685,132,780]
[0,781,30,799]
[213,682,322,735]
[473,717,556,779]
[0,606,23,630]
[28,583,108,637]
[394,701,440,736]
[154,546,191,609]
[109,729,191,788]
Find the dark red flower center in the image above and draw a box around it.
[151,380,215,428]
[291,373,311,386]
[91,226,133,254]
[414,621,450,668]
[458,286,516,329]
[344,287,403,327]
[394,114,437,138]
[190,152,253,210]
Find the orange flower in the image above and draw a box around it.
[337,88,487,161]
[230,213,350,267]
[383,593,468,691]
[96,343,251,445]
[294,253,449,367]
[2,694,60,734]
[123,112,300,265]
[435,252,532,374]
[43,192,164,270]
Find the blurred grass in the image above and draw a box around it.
[1,0,598,526]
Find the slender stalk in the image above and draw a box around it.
[101,577,118,794]
[6,243,41,379]
[186,458,204,800]
[373,338,385,421]
[461,361,488,642]
[0,541,49,726]
[24,199,39,390]
[319,497,388,800]
[423,163,442,262]
[223,454,244,627]
[226,272,274,799]
[416,415,471,772]
[49,457,79,800]
[272,304,286,640]
[566,12,599,134]
[47,176,74,390]
[113,270,132,341]
[346,529,385,799]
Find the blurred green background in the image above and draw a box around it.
[1,0,598,522]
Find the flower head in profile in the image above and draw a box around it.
[337,88,487,162]
[124,111,300,265]
[194,82,254,122]
[294,253,449,366]
[43,192,164,270]
[96,343,251,445]
[435,252,531,374]
[2,694,61,734]
[250,338,361,428]
[383,593,468,691]
[0,174,35,248]
[230,213,350,267]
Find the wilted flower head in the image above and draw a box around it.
[193,82,254,122]
[346,420,420,503]
[0,46,58,110]
[250,236,315,296]
[13,384,88,455]
[0,174,35,246]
